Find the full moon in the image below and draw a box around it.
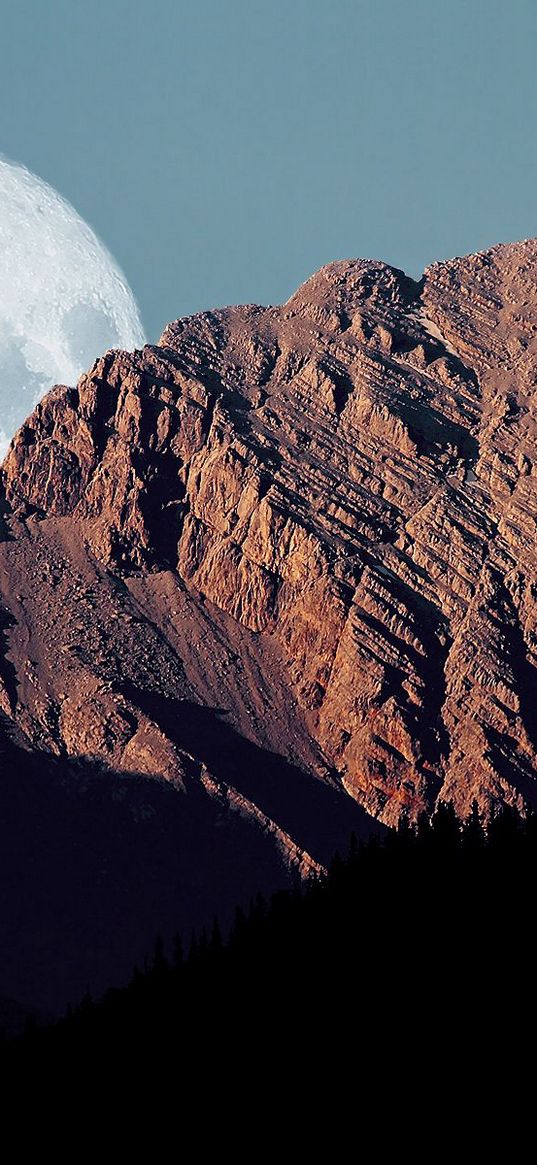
[0,156,146,456]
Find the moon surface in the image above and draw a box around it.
[0,156,146,456]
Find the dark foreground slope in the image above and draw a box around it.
[5,805,535,1108]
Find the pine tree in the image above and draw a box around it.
[463,799,485,853]
[173,932,184,970]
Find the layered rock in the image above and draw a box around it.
[3,241,537,835]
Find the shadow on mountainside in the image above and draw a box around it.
[117,682,379,864]
[0,704,379,1017]
[0,732,332,1017]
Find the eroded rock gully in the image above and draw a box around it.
[3,240,537,842]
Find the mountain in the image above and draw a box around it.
[1,239,537,1009]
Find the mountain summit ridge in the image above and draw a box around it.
[3,238,537,832]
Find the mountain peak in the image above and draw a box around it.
[2,240,537,837]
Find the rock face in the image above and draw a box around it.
[3,239,537,839]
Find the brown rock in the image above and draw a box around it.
[3,241,537,831]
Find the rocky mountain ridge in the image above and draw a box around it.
[4,240,537,828]
[2,238,537,1009]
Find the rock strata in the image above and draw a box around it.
[3,240,537,837]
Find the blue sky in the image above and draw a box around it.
[1,0,537,339]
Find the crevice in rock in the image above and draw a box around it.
[0,607,18,714]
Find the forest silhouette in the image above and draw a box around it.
[3,798,534,1098]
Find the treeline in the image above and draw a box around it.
[3,801,536,1086]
